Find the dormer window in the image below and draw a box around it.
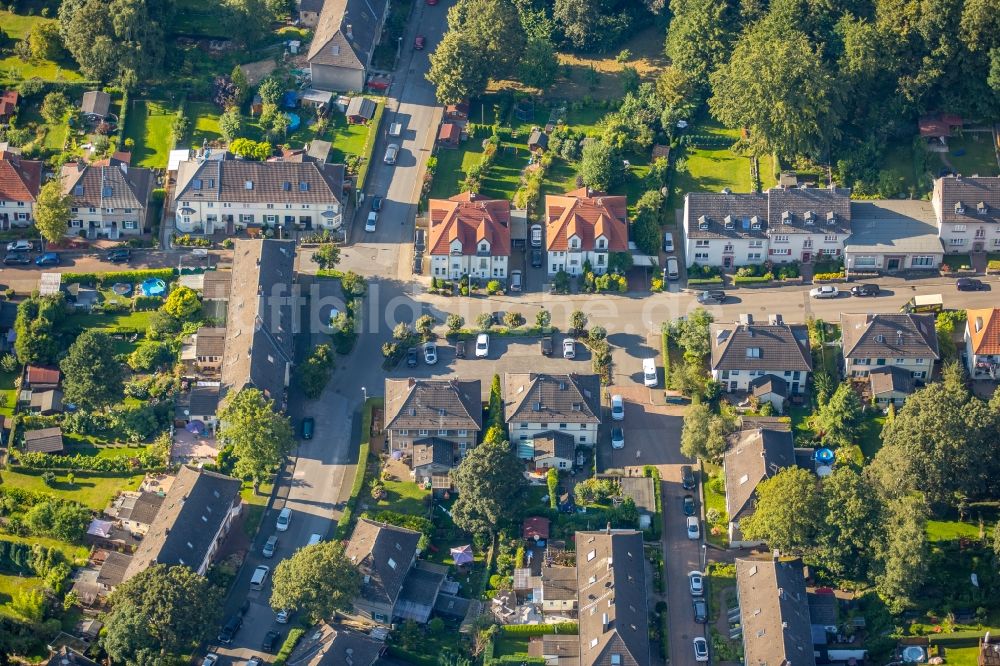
[978,201,989,215]
[750,216,762,230]
[781,210,792,223]
[804,210,815,225]
[955,201,965,215]
[746,347,761,358]
[826,211,837,225]
[570,238,580,249]
[698,215,709,230]
[597,238,606,249]
[724,215,734,230]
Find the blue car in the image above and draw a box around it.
[35,252,59,266]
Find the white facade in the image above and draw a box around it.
[714,369,806,394]
[845,250,941,271]
[767,231,848,263]
[843,356,931,380]
[68,206,143,238]
[511,421,598,446]
[0,200,32,228]
[430,237,508,279]
[546,245,612,275]
[937,220,1000,254]
[687,236,765,267]
[175,199,342,235]
[194,500,242,576]
[387,428,474,457]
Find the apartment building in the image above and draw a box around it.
[427,192,511,280]
[62,157,154,238]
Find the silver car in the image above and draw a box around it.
[262,535,278,558]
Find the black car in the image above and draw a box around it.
[107,248,131,263]
[217,615,242,644]
[414,228,426,253]
[262,630,282,652]
[540,336,553,356]
[693,597,708,624]
[956,277,986,291]
[850,283,880,297]
[406,347,418,367]
[681,465,696,490]
[371,195,383,211]
[3,252,30,265]
[682,494,695,516]
[531,248,543,268]
[455,340,466,358]
[412,251,423,274]
[696,290,726,305]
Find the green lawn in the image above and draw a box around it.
[880,138,922,195]
[857,415,886,459]
[0,11,84,85]
[703,465,729,548]
[494,634,530,658]
[789,404,814,445]
[374,480,429,516]
[124,100,178,168]
[675,121,756,198]
[947,133,999,177]
[328,112,372,164]
[926,519,983,542]
[0,533,89,564]
[67,309,157,332]
[1,468,143,510]
[0,573,44,616]
[940,646,982,666]
[0,369,17,418]
[429,141,487,200]
[189,101,223,145]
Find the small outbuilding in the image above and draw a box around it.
[868,366,915,406]
[23,427,64,454]
[30,389,63,415]
[345,97,376,124]
[523,516,550,542]
[748,374,789,414]
[527,129,548,153]
[437,122,461,149]
[80,91,111,121]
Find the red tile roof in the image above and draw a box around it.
[544,187,628,252]
[523,516,550,540]
[27,365,61,386]
[0,90,18,117]
[0,153,42,203]
[967,308,1000,355]
[438,122,461,143]
[427,193,511,257]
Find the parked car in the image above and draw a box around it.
[275,609,289,624]
[562,339,575,359]
[810,285,839,299]
[663,232,674,253]
[384,143,399,165]
[530,224,542,247]
[370,195,383,211]
[510,270,522,292]
[300,417,314,440]
[682,494,695,516]
[250,564,270,589]
[107,248,131,263]
[308,533,322,546]
[423,342,438,365]
[406,347,418,367]
[665,256,679,281]
[686,516,700,540]
[412,252,423,274]
[262,630,282,652]
[276,507,291,532]
[35,252,59,266]
[262,535,278,558]
[475,333,489,358]
[540,337,553,356]
[414,228,426,253]
[611,427,624,449]
[851,283,880,297]
[681,465,696,490]
[3,253,30,265]
[697,290,726,304]
[693,597,708,624]
[957,277,986,291]
[202,654,219,666]
[689,570,704,595]
[414,35,425,49]
[531,248,543,268]
[455,340,466,358]
[247,658,263,666]
[6,240,31,252]
[642,358,658,387]
[365,211,378,232]
[217,615,242,644]
[610,394,624,421]
[388,122,403,136]
[693,636,709,662]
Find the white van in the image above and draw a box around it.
[276,507,291,532]
[388,122,402,137]
[250,565,270,590]
[642,358,658,388]
[665,256,679,281]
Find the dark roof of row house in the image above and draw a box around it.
[532,430,576,461]
[735,557,816,666]
[412,438,453,468]
[346,96,376,120]
[120,492,165,525]
[61,158,153,210]
[0,152,42,203]
[384,378,483,432]
[286,622,385,666]
[504,373,602,424]
[123,465,242,582]
[80,90,111,117]
[23,427,64,453]
[869,365,915,396]
[307,0,387,70]
[97,550,133,588]
[345,519,421,608]
[45,647,99,666]
[427,192,512,257]
[933,175,1000,225]
[710,315,812,372]
[221,239,296,405]
[201,270,232,301]
[175,155,345,205]
[749,374,788,398]
[541,565,577,601]
[766,185,852,234]
[186,385,221,416]
[724,420,795,521]
[840,313,939,360]
[576,530,651,666]
[195,327,227,357]
[29,389,63,413]
[685,192,769,240]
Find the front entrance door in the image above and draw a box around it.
[887,257,901,271]
[802,252,811,263]
[973,242,984,252]
[723,256,732,269]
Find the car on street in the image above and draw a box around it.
[957,277,986,291]
[851,283,880,297]
[107,248,131,263]
[611,427,624,449]
[300,417,314,440]
[423,342,438,365]
[3,252,30,265]
[202,654,219,666]
[455,340,466,358]
[263,630,282,652]
[642,358,658,388]
[510,270,522,292]
[384,143,399,165]
[308,533,322,546]
[689,570,704,595]
[370,195,383,211]
[6,240,31,252]
[250,564,270,590]
[414,228,425,253]
[414,35,425,49]
[531,248,543,268]
[365,211,378,232]
[263,535,278,558]
[540,337,553,356]
[275,609,289,624]
[217,615,242,644]
[35,252,59,266]
[247,658,263,666]
[683,494,695,515]
[693,597,708,624]
[388,122,403,136]
[810,285,839,299]
[562,339,575,359]
[276,507,291,532]
[686,516,701,540]
[406,347,418,367]
[696,289,726,304]
[681,465,696,490]
[693,636,709,662]
[610,394,624,421]
[475,333,489,358]
[530,224,542,247]
[663,232,674,253]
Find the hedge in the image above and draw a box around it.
[687,277,724,286]
[661,332,671,391]
[273,628,305,666]
[491,657,545,665]
[733,274,774,285]
[929,631,995,648]
[387,646,436,666]
[987,260,1000,271]
[131,295,164,311]
[644,465,662,540]
[334,397,381,540]
[814,271,846,280]
[501,622,578,636]
[61,268,176,286]
[15,450,165,472]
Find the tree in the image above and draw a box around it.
[536,310,551,329]
[103,565,221,663]
[270,541,360,621]
[813,466,881,580]
[40,91,70,125]
[415,315,435,341]
[28,22,63,61]
[393,322,413,341]
[632,190,663,255]
[427,30,489,104]
[873,494,929,612]
[680,402,732,461]
[219,106,243,142]
[340,271,365,296]
[671,307,714,359]
[312,244,341,270]
[446,314,465,333]
[570,310,588,335]
[296,344,334,399]
[35,179,72,244]
[553,0,637,50]
[162,286,201,320]
[811,382,862,446]
[487,374,503,427]
[740,467,824,553]
[518,37,558,90]
[218,388,294,492]
[223,0,274,45]
[128,340,173,372]
[257,77,281,105]
[61,331,123,410]
[14,294,63,365]
[546,468,559,509]
[451,436,528,536]
[476,312,494,332]
[577,140,621,191]
[503,311,524,328]
[230,64,250,105]
[665,0,736,90]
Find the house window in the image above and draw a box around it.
[240,214,254,223]
[876,358,886,366]
[695,240,710,248]
[802,239,813,248]
[559,423,567,429]
[820,248,839,256]
[912,256,934,266]
[88,208,97,213]
[596,254,605,265]
[913,371,926,378]
[265,215,277,224]
[854,256,877,267]
[398,430,409,436]
[559,461,567,468]
[772,235,789,243]
[770,248,791,256]
[580,424,587,429]
[895,358,905,364]
[438,429,448,436]
[746,348,761,358]
[71,207,78,213]
[975,228,986,238]
[824,235,838,242]
[597,239,606,249]
[748,240,763,248]
[949,238,966,246]
[418,429,429,436]
[952,224,966,232]
[123,221,137,230]
[747,253,762,261]
[579,435,586,442]
[71,220,83,228]
[124,208,133,213]
[694,252,709,260]
[916,358,925,364]
[266,203,275,209]
[457,429,467,436]
[519,423,528,429]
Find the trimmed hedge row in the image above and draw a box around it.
[814,271,846,281]
[929,632,993,648]
[14,450,165,472]
[334,397,381,540]
[61,268,176,286]
[687,277,724,286]
[644,465,662,540]
[733,274,774,285]
[273,628,305,666]
[501,622,578,636]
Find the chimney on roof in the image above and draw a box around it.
[739,313,753,325]
[897,330,904,344]
[768,314,783,325]
[772,548,780,561]
[345,24,353,40]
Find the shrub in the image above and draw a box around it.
[500,622,578,636]
[61,268,176,286]
[813,271,846,280]
[486,280,501,295]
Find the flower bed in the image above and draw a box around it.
[813,272,847,281]
[733,274,773,286]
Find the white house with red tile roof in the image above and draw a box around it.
[544,187,628,275]
[427,192,511,280]
[966,308,1000,380]
[0,151,42,229]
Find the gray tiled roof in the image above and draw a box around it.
[195,327,226,357]
[307,0,386,69]
[504,373,601,425]
[724,424,795,520]
[685,192,768,239]
[868,365,915,395]
[175,156,344,205]
[201,271,232,300]
[710,318,812,372]
[766,186,852,234]
[935,176,1000,224]
[187,385,221,416]
[80,91,110,117]
[97,551,132,588]
[123,466,241,582]
[532,430,575,461]
[841,313,939,360]
[62,159,153,211]
[286,623,385,666]
[736,558,816,666]
[346,97,376,120]
[749,374,788,398]
[23,427,64,453]
[846,201,945,255]
[127,493,165,525]
[618,476,655,516]
[576,530,651,666]
[345,519,420,607]
[541,565,577,601]
[384,379,482,432]
[412,438,453,468]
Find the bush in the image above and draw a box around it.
[273,628,305,666]
[486,280,501,295]
[813,271,846,280]
[500,622,578,636]
[61,268,176,286]
[733,273,774,285]
[16,449,166,472]
[172,234,212,248]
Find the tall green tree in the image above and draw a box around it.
[811,382,863,446]
[679,401,731,461]
[35,179,72,244]
[518,37,559,90]
[218,388,294,492]
[740,467,824,553]
[665,0,736,90]
[813,467,882,580]
[451,436,527,536]
[14,295,63,365]
[631,190,663,256]
[577,140,622,191]
[60,330,124,410]
[162,285,201,319]
[873,494,929,612]
[270,541,360,621]
[669,307,714,359]
[487,374,504,428]
[427,30,489,104]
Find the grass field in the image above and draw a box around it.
[1,468,143,510]
[675,122,756,199]
[703,465,729,548]
[857,415,886,459]
[67,309,157,332]
[374,480,429,516]
[0,532,90,564]
[0,370,17,418]
[0,573,43,616]
[327,113,371,164]
[189,101,223,145]
[124,100,178,168]
[494,634,530,658]
[926,519,984,542]
[947,133,999,177]
[0,11,84,85]
[941,647,982,666]
[881,138,922,195]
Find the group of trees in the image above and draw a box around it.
[217,388,294,493]
[451,425,528,537]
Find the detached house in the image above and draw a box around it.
[965,308,1000,380]
[307,0,390,92]
[841,313,939,384]
[174,153,345,234]
[735,557,816,666]
[427,193,511,280]
[0,151,42,229]
[932,175,1000,254]
[504,373,601,446]
[709,314,812,395]
[62,158,154,238]
[545,187,628,276]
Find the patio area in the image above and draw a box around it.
[171,428,219,463]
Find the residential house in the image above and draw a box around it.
[528,431,575,470]
[545,187,628,275]
[437,122,460,148]
[868,366,916,406]
[62,158,154,238]
[297,0,324,27]
[844,201,944,272]
[523,516,550,542]
[504,373,602,446]
[841,313,939,381]
[221,240,296,409]
[0,90,18,124]
[709,314,812,394]
[120,465,242,582]
[735,557,816,666]
[683,191,769,268]
[428,192,511,280]
[538,565,577,615]
[766,185,852,263]
[528,129,548,153]
[107,491,165,536]
[193,326,226,373]
[285,622,385,666]
[174,153,345,234]
[932,175,1000,254]
[307,0,390,92]
[29,389,63,415]
[202,270,232,302]
[965,308,1000,380]
[445,102,469,121]
[44,647,98,666]
[23,427,64,454]
[723,418,795,547]
[176,384,221,430]
[26,365,60,390]
[411,438,453,486]
[345,96,376,124]
[0,151,42,229]
[383,378,482,463]
[80,91,111,121]
[748,375,788,414]
[618,476,656,531]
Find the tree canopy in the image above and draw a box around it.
[218,388,294,491]
[451,435,528,536]
[60,330,124,410]
[270,541,360,621]
[35,179,72,244]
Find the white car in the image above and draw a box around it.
[384,143,399,164]
[365,211,378,232]
[562,339,575,359]
[686,516,700,540]
[610,394,624,421]
[388,122,402,136]
[689,570,704,596]
[611,427,624,449]
[276,507,291,532]
[6,240,31,252]
[275,609,289,624]
[809,285,839,299]
[423,342,438,365]
[693,636,709,662]
[475,333,489,358]
[202,655,219,666]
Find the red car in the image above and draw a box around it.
[426,0,437,4]
[414,35,426,50]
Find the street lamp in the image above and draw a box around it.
[361,386,367,402]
